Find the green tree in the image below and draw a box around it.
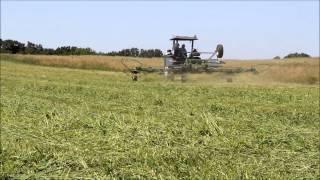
[284,52,311,59]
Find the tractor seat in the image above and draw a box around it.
[191,52,200,57]
[190,51,201,59]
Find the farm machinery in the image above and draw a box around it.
[125,35,256,81]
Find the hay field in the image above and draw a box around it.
[1,54,162,71]
[0,55,319,178]
[224,58,319,84]
[1,54,319,85]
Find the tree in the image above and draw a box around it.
[0,38,162,57]
[154,49,163,57]
[130,48,139,57]
[284,52,311,59]
[25,41,36,54]
[42,48,55,55]
[1,40,25,54]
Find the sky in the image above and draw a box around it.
[1,1,319,59]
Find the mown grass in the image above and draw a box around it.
[0,58,319,179]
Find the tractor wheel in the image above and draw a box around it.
[216,44,224,58]
[132,74,138,81]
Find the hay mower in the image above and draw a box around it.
[124,35,256,81]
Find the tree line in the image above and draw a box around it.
[274,52,311,59]
[284,52,310,59]
[0,39,163,57]
[106,48,163,57]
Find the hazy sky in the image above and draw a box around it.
[1,1,319,59]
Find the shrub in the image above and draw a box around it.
[284,52,311,59]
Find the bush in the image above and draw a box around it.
[273,56,281,59]
[284,52,311,59]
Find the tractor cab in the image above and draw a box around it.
[169,35,199,64]
[164,35,224,72]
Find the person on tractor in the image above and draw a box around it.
[181,44,187,59]
[190,48,201,59]
[173,43,180,57]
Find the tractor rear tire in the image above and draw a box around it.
[216,44,224,58]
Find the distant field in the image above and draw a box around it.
[224,58,319,84]
[1,54,319,85]
[0,57,319,178]
[0,54,163,71]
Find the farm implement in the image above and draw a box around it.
[123,35,256,81]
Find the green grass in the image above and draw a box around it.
[1,60,319,179]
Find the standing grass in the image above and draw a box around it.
[1,54,319,85]
[224,58,319,84]
[1,54,162,71]
[1,60,319,178]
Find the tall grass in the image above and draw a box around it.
[1,54,319,84]
[224,58,319,84]
[0,54,162,71]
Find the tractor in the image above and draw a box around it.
[126,35,256,81]
[164,35,223,80]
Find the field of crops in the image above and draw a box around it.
[0,56,319,178]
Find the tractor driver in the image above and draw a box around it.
[181,44,187,59]
[173,43,180,57]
